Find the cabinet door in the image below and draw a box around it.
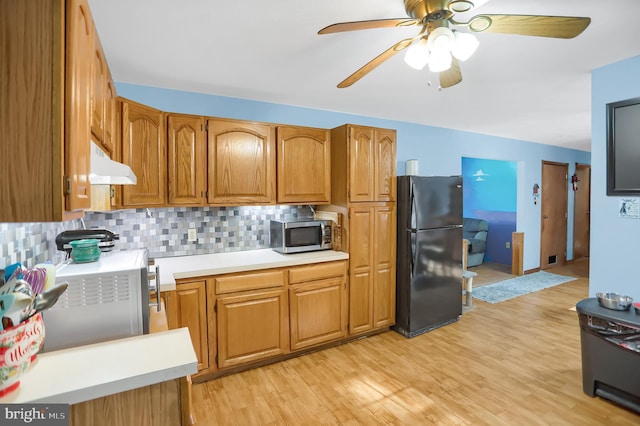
[65,0,94,211]
[348,126,375,202]
[289,276,347,350]
[348,206,374,334]
[374,129,396,202]
[167,114,206,205]
[276,126,330,204]
[207,119,275,205]
[121,100,166,206]
[91,39,106,146]
[102,65,117,156]
[216,288,288,368]
[166,281,209,372]
[373,205,396,328]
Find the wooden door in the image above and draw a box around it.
[373,205,396,328]
[167,114,205,205]
[216,288,288,368]
[348,126,375,202]
[121,100,166,206]
[103,70,117,157]
[65,0,94,211]
[573,164,591,260]
[167,281,209,372]
[289,276,346,350]
[91,39,106,146]
[207,119,275,205]
[374,129,397,202]
[276,126,331,204]
[540,161,568,269]
[348,206,374,334]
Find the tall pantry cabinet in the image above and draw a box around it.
[327,125,397,336]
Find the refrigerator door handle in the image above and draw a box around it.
[410,232,417,277]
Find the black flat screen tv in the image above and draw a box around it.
[607,96,640,195]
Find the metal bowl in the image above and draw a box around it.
[596,292,633,311]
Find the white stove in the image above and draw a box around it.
[43,249,154,352]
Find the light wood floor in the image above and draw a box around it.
[193,259,638,425]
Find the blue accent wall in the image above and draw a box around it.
[116,83,591,271]
[463,158,517,265]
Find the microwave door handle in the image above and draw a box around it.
[320,222,326,249]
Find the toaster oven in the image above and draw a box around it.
[42,249,157,351]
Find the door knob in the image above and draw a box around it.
[543,215,549,219]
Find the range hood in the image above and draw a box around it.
[89,141,137,185]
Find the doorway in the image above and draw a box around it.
[572,164,591,260]
[540,161,568,269]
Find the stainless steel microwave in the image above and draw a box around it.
[270,219,332,254]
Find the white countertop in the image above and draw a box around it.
[155,249,349,290]
[1,328,197,405]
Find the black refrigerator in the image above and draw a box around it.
[393,175,463,338]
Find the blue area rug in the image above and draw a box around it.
[472,271,577,303]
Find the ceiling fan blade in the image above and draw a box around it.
[319,18,420,35]
[338,37,416,88]
[439,58,462,89]
[468,15,591,39]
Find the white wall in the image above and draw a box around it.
[591,55,640,300]
[116,83,590,271]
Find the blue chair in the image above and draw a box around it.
[463,218,488,267]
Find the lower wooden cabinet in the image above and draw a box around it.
[289,262,347,350]
[216,287,289,368]
[166,280,209,373]
[167,259,379,377]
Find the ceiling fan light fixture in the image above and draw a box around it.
[404,38,430,70]
[451,31,479,61]
[428,50,452,73]
[427,27,455,52]
[448,0,475,13]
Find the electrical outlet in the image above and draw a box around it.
[506,242,511,249]
[188,228,197,242]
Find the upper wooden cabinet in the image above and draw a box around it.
[64,0,94,213]
[120,98,167,207]
[91,35,117,157]
[103,69,117,157]
[276,126,331,204]
[207,119,276,205]
[91,38,106,147]
[330,124,397,204]
[167,114,206,205]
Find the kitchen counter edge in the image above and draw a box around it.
[2,328,197,405]
[156,249,349,291]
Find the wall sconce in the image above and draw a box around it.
[533,183,540,205]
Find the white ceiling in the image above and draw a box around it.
[88,0,640,152]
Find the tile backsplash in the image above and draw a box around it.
[0,205,310,268]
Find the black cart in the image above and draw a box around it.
[576,298,640,413]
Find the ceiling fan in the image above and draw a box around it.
[319,0,591,89]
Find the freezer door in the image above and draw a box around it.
[407,227,463,333]
[410,176,462,230]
